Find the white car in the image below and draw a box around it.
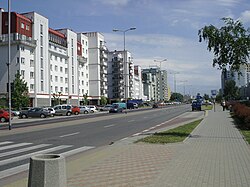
[87,105,97,113]
[79,106,91,114]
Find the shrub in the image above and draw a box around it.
[232,102,250,129]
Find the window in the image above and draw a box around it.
[17,45,19,50]
[21,46,25,51]
[55,56,57,61]
[65,87,68,93]
[60,87,63,92]
[55,86,58,92]
[50,75,53,82]
[72,85,74,94]
[40,24,43,34]
[60,67,63,72]
[41,58,43,68]
[55,65,58,71]
[30,60,34,67]
[40,47,43,57]
[55,76,58,82]
[21,70,25,78]
[65,78,68,83]
[72,76,74,84]
[82,80,84,85]
[60,57,62,62]
[65,68,68,74]
[30,84,34,91]
[81,72,84,76]
[60,77,63,83]
[86,82,88,86]
[50,54,53,60]
[86,65,88,70]
[40,36,43,46]
[16,57,20,64]
[21,58,25,64]
[41,70,44,80]
[21,22,25,29]
[72,67,74,75]
[30,49,34,55]
[50,64,53,71]
[30,72,34,79]
[41,81,44,91]
[86,74,88,78]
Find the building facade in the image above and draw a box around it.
[83,32,108,105]
[0,10,89,106]
[107,50,135,101]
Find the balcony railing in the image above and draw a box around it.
[0,33,36,47]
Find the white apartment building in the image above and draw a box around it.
[0,10,89,106]
[133,65,143,99]
[232,63,250,87]
[107,50,135,101]
[83,32,108,105]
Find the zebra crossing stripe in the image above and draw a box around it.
[61,146,95,157]
[0,163,29,179]
[0,145,72,166]
[0,143,33,151]
[0,144,51,158]
[0,146,95,180]
[0,141,13,146]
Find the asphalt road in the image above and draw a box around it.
[0,104,190,179]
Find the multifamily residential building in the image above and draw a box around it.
[134,65,143,99]
[142,67,169,102]
[0,10,89,106]
[107,50,134,101]
[83,32,108,105]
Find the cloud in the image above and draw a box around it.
[93,0,130,6]
[239,10,250,23]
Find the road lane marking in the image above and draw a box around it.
[0,145,72,166]
[0,143,33,151]
[0,144,51,158]
[61,146,95,157]
[60,132,80,138]
[0,141,13,146]
[0,146,95,179]
[104,124,115,128]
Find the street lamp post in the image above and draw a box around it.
[7,0,12,130]
[113,27,136,109]
[169,71,180,93]
[154,59,167,101]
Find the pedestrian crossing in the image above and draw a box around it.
[0,141,94,180]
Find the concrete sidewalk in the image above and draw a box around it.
[3,106,250,187]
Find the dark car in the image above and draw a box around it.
[19,107,52,118]
[109,104,123,113]
[152,103,158,108]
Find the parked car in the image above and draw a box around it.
[53,105,72,116]
[0,109,12,122]
[87,105,98,113]
[109,104,123,113]
[152,103,159,108]
[99,104,113,111]
[71,106,80,115]
[19,107,53,118]
[42,107,56,116]
[79,106,91,114]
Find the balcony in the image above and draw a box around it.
[77,56,87,66]
[0,33,36,47]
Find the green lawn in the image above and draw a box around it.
[202,105,213,110]
[240,130,250,144]
[136,119,203,144]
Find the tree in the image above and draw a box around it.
[203,94,210,101]
[82,93,88,105]
[224,80,239,100]
[170,92,183,102]
[100,96,107,105]
[198,17,250,72]
[11,73,29,109]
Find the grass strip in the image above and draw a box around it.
[240,130,250,144]
[137,119,203,144]
[202,105,213,110]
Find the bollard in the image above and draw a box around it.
[28,154,66,187]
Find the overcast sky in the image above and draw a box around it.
[1,0,250,96]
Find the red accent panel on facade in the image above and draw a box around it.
[77,41,82,56]
[49,28,66,39]
[2,12,32,37]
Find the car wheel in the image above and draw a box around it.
[75,111,79,115]
[66,112,71,116]
[0,117,6,123]
[84,111,88,114]
[40,114,46,118]
[21,114,27,118]
[90,110,94,113]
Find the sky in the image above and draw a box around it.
[1,0,250,96]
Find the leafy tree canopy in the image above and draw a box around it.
[11,73,29,109]
[198,17,250,72]
[224,80,240,100]
[170,92,183,102]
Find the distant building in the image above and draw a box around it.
[107,50,134,101]
[83,32,108,105]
